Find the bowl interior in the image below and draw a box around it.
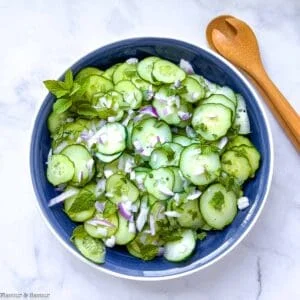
[30,38,272,279]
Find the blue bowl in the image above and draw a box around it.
[30,38,273,280]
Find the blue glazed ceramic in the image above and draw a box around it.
[30,38,273,280]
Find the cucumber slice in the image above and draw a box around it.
[114,80,143,109]
[149,142,183,169]
[150,200,168,230]
[75,67,103,83]
[192,103,232,141]
[137,56,161,84]
[172,135,199,147]
[152,59,186,83]
[115,214,136,245]
[234,94,250,134]
[47,111,69,134]
[144,167,175,200]
[153,86,192,125]
[202,94,236,121]
[71,225,106,263]
[102,63,121,80]
[180,144,221,185]
[215,86,237,106]
[181,76,205,103]
[83,75,114,100]
[61,145,95,186]
[96,122,126,155]
[232,145,260,177]
[84,212,118,238]
[221,150,252,182]
[96,152,122,163]
[105,173,139,204]
[199,183,237,230]
[174,199,205,229]
[131,118,172,158]
[46,154,75,186]
[113,63,138,84]
[64,184,96,222]
[170,167,185,193]
[164,229,196,262]
[227,135,253,149]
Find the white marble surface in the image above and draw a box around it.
[0,0,299,299]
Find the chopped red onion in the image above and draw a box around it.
[95,201,106,212]
[162,106,172,116]
[136,206,149,232]
[77,171,84,183]
[157,247,165,256]
[53,141,68,154]
[187,190,202,200]
[164,211,181,218]
[126,57,139,64]
[179,59,195,74]
[139,106,158,118]
[87,218,115,228]
[118,202,132,220]
[158,185,174,196]
[186,126,197,138]
[178,111,192,121]
[96,178,106,196]
[149,215,156,236]
[131,204,138,213]
[105,236,116,247]
[145,89,154,101]
[48,188,78,207]
[128,221,136,233]
[218,136,228,149]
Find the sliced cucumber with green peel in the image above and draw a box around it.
[202,94,236,121]
[164,229,196,262]
[71,225,106,263]
[113,63,138,84]
[105,173,139,204]
[149,142,183,169]
[192,103,232,141]
[215,86,237,106]
[96,122,126,155]
[47,154,75,186]
[181,76,206,103]
[170,167,185,193]
[114,80,143,109]
[199,183,237,229]
[145,167,175,200]
[61,145,95,186]
[75,67,103,83]
[115,214,136,245]
[221,150,252,182]
[152,60,186,83]
[83,75,114,100]
[96,152,122,163]
[180,144,221,185]
[84,212,118,238]
[102,63,121,80]
[137,56,161,84]
[227,135,253,149]
[131,118,172,158]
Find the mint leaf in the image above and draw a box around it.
[209,191,224,210]
[197,232,207,240]
[137,244,159,260]
[44,80,69,98]
[53,98,72,114]
[68,188,96,214]
[103,201,117,218]
[64,69,73,90]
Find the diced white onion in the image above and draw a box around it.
[136,206,149,232]
[164,211,181,218]
[179,59,195,74]
[218,136,228,149]
[126,57,139,64]
[104,169,114,178]
[238,197,250,210]
[187,190,202,200]
[158,186,174,196]
[105,236,116,247]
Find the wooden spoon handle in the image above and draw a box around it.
[249,65,300,151]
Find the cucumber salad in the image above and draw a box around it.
[44,56,260,263]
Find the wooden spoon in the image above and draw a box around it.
[206,16,300,151]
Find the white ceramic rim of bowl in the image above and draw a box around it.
[29,39,274,281]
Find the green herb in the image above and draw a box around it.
[196,123,208,132]
[68,188,96,214]
[71,225,86,240]
[197,232,207,240]
[209,191,225,211]
[158,226,182,243]
[136,243,159,261]
[203,168,212,180]
[53,98,72,114]
[217,173,242,196]
[188,209,198,220]
[226,125,240,139]
[103,201,117,218]
[164,146,175,161]
[201,144,219,155]
[124,70,137,78]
